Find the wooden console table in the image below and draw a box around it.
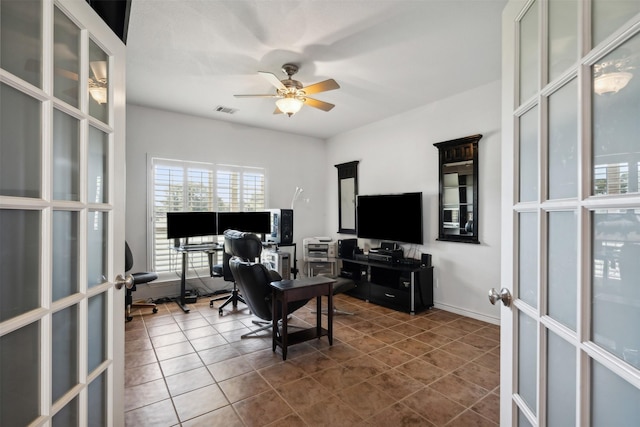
[269,276,335,360]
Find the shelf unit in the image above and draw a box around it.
[340,258,433,314]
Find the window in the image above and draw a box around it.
[217,165,266,212]
[149,158,265,275]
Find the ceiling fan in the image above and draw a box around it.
[234,63,340,117]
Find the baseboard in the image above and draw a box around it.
[433,302,500,325]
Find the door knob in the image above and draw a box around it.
[488,287,512,307]
[114,274,134,290]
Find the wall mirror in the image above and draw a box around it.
[433,134,481,243]
[335,161,359,234]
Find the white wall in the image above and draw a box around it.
[325,80,502,323]
[125,105,328,277]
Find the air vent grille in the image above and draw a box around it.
[214,105,237,114]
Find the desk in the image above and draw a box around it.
[173,244,222,313]
[269,276,335,360]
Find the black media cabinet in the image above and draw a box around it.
[340,257,433,314]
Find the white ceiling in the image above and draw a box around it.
[126,0,507,140]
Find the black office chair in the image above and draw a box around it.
[224,229,310,338]
[125,241,158,322]
[209,247,246,315]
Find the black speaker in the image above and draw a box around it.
[338,238,358,259]
[421,253,432,267]
[280,209,293,244]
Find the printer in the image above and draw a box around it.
[303,237,336,261]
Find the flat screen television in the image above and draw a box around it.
[217,211,271,235]
[357,192,423,244]
[166,211,217,239]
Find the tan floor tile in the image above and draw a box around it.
[125,362,163,387]
[259,361,307,388]
[453,361,500,391]
[421,348,468,372]
[275,376,331,411]
[403,387,465,425]
[198,343,241,365]
[370,345,413,367]
[470,392,500,424]
[160,352,205,376]
[320,342,365,362]
[189,333,228,351]
[473,350,500,373]
[183,325,218,340]
[124,348,158,368]
[264,413,307,427]
[440,340,486,361]
[165,366,215,397]
[125,337,153,354]
[207,355,254,382]
[337,381,394,418]
[458,332,500,352]
[396,358,447,386]
[181,405,244,427]
[124,378,170,412]
[362,402,434,427]
[367,370,425,400]
[289,351,340,374]
[393,337,434,357]
[297,395,363,427]
[154,340,195,361]
[219,370,272,403]
[233,390,294,427]
[173,384,229,422]
[446,409,498,427]
[429,373,488,407]
[150,331,188,348]
[346,334,387,354]
[124,398,178,427]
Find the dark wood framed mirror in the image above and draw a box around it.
[433,134,481,244]
[335,161,359,234]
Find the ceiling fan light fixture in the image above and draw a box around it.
[276,96,303,117]
[594,71,633,95]
[89,85,108,104]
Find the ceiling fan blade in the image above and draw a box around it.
[302,79,340,95]
[234,94,279,98]
[273,106,283,115]
[90,60,107,80]
[304,97,335,112]
[258,71,286,90]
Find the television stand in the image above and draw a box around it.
[340,257,433,314]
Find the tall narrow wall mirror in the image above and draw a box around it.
[335,161,359,234]
[433,134,481,243]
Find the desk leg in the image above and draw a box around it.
[175,251,190,313]
[328,284,333,345]
[281,293,289,360]
[316,295,322,338]
[271,290,277,353]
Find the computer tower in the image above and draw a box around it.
[267,209,293,244]
[261,249,291,280]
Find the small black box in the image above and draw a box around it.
[421,253,432,267]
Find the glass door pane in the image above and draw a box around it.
[546,331,576,426]
[54,5,80,107]
[547,210,577,330]
[53,109,80,201]
[52,305,79,403]
[548,79,577,200]
[548,0,577,82]
[88,40,108,122]
[0,0,42,87]
[518,311,537,415]
[519,107,539,203]
[0,83,42,198]
[592,208,640,369]
[519,0,539,103]
[52,210,79,301]
[88,126,109,204]
[519,212,538,308]
[592,33,640,196]
[0,209,41,321]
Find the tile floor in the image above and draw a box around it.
[124,293,500,426]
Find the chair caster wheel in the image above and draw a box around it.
[152,307,158,314]
[219,308,223,316]
[126,316,133,322]
[210,301,214,307]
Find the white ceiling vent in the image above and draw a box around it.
[214,105,237,114]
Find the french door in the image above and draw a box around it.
[0,0,126,425]
[500,0,640,425]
